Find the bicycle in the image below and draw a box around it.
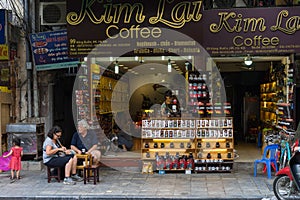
[278,127,295,169]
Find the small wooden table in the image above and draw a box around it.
[83,164,100,185]
[76,153,92,170]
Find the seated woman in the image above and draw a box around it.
[43,126,82,185]
[70,119,101,164]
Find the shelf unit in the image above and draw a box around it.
[260,60,295,130]
[93,73,128,115]
[186,70,232,118]
[194,117,234,173]
[75,64,90,122]
[187,71,210,117]
[260,81,277,126]
[75,62,129,138]
[141,119,195,161]
[141,117,234,173]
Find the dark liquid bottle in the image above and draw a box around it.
[197,142,202,148]
[207,153,211,159]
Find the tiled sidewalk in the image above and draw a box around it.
[0,167,276,200]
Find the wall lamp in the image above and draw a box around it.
[244,54,253,66]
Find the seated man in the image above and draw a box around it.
[113,125,133,151]
[71,119,101,164]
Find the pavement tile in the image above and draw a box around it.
[0,168,277,200]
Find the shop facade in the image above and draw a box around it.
[57,0,300,171]
[2,0,300,171]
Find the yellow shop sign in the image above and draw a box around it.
[0,44,9,60]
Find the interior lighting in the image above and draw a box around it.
[139,56,145,63]
[115,61,119,74]
[244,54,253,66]
[168,59,172,72]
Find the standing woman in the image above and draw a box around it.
[43,126,82,185]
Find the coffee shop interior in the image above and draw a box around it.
[87,54,298,164]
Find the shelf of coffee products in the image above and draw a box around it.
[187,71,210,116]
[194,117,234,173]
[94,75,128,115]
[141,117,234,173]
[194,159,233,173]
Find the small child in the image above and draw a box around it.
[3,138,23,180]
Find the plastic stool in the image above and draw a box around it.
[254,144,279,179]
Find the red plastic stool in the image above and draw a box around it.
[262,162,277,173]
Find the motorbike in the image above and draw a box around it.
[273,151,300,199]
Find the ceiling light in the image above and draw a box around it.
[115,61,119,74]
[139,56,144,63]
[168,59,172,72]
[161,56,165,60]
[244,54,253,66]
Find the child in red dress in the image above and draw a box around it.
[4,138,23,180]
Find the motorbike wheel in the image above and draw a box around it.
[273,175,298,200]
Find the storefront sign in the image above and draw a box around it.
[0,44,8,60]
[201,7,300,56]
[0,9,6,44]
[66,0,300,57]
[29,30,79,71]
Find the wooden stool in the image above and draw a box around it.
[83,164,100,185]
[46,166,61,183]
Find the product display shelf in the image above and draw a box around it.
[141,117,234,173]
[95,76,128,114]
[260,82,277,126]
[260,61,295,130]
[75,64,90,122]
[141,119,196,172]
[187,71,210,117]
[194,117,234,173]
